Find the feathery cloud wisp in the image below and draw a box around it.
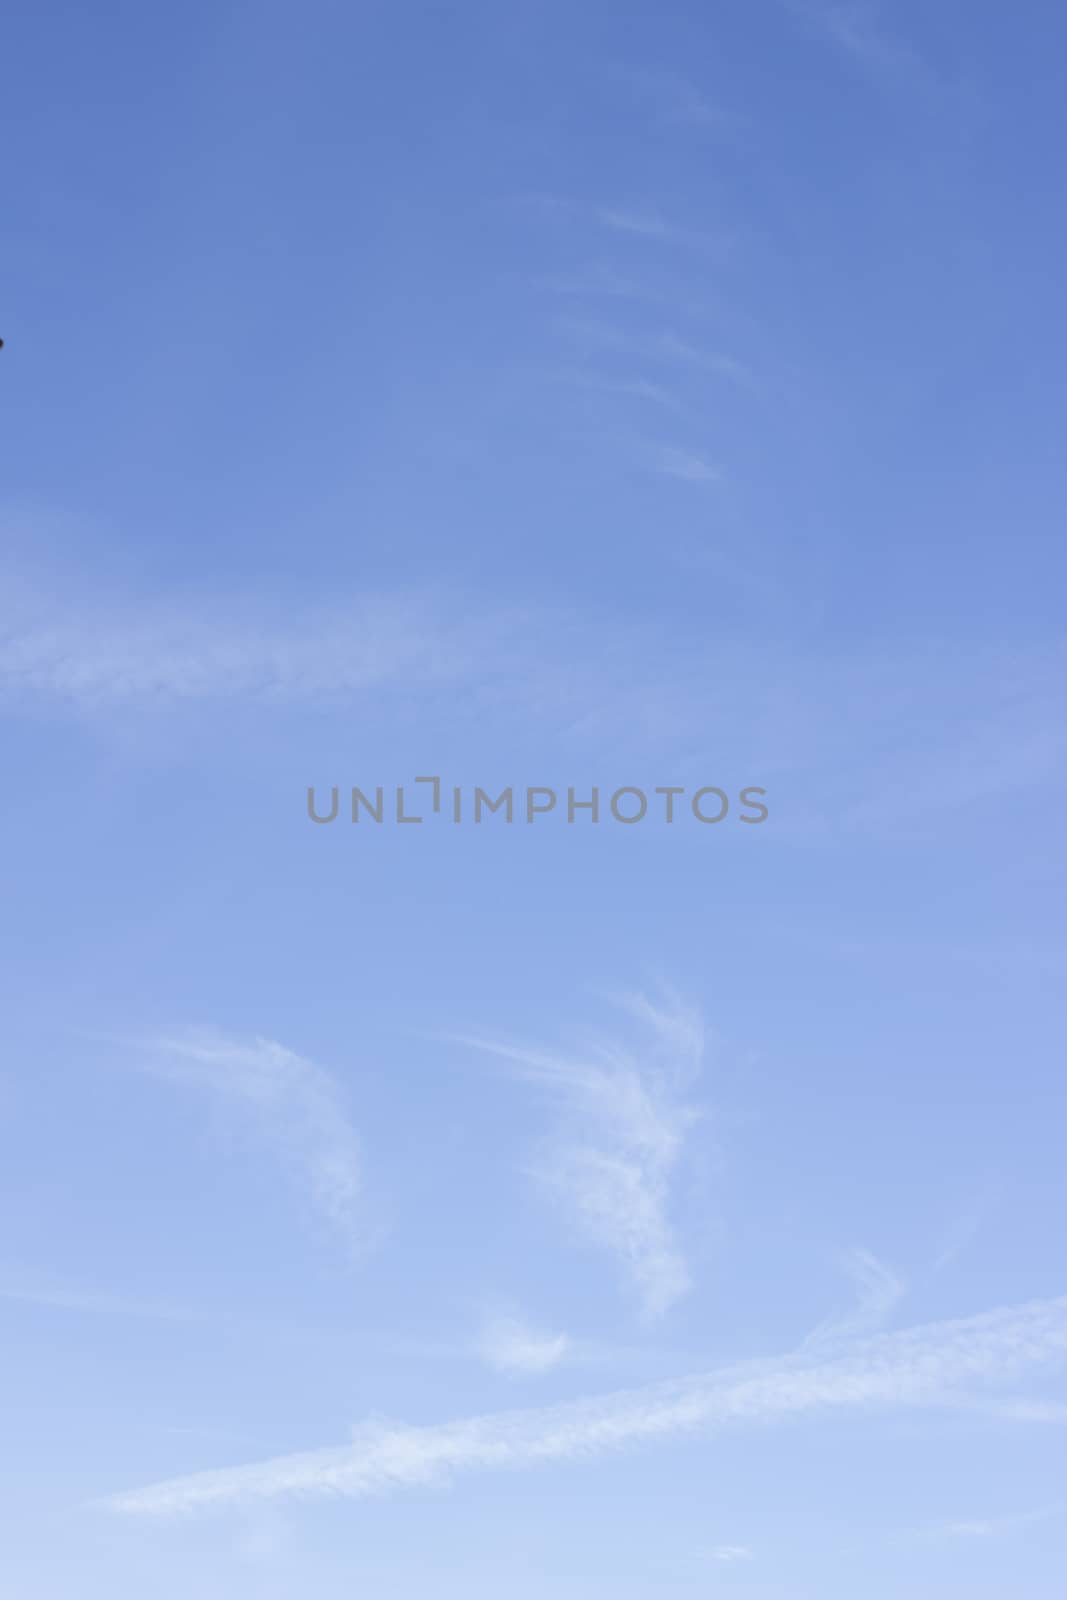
[140,1030,365,1256]
[913,1504,1062,1542]
[554,317,756,388]
[805,1247,907,1346]
[103,1291,1067,1517]
[938,1507,1059,1539]
[458,991,704,1318]
[0,581,475,708]
[478,1312,570,1376]
[553,370,690,416]
[0,1278,194,1321]
[783,0,931,82]
[595,208,672,239]
[651,446,722,484]
[609,66,731,131]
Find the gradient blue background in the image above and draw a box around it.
[1,2,1065,1594]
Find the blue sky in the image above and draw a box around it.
[2,1,1066,1594]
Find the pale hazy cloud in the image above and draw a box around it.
[457,991,705,1318]
[104,1291,1067,1517]
[712,1544,754,1562]
[478,1311,570,1376]
[138,1030,366,1256]
[805,1247,907,1347]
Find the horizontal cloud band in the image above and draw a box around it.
[104,1291,1067,1518]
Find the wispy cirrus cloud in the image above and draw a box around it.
[914,1504,1062,1542]
[0,579,475,708]
[933,1197,989,1273]
[138,1030,366,1257]
[974,1400,1067,1425]
[805,1247,907,1347]
[937,1507,1060,1539]
[787,0,892,62]
[478,1310,570,1376]
[554,316,757,389]
[103,1291,1067,1517]
[650,445,722,485]
[595,208,673,240]
[712,1544,754,1563]
[608,65,734,132]
[0,1277,194,1321]
[592,207,733,260]
[514,192,730,257]
[4,565,1063,847]
[458,990,705,1318]
[537,264,664,303]
[783,0,932,83]
[552,369,691,416]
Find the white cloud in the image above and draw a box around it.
[0,579,476,708]
[939,1508,1056,1539]
[609,66,732,131]
[595,208,672,239]
[805,1247,907,1346]
[552,370,690,415]
[783,0,932,83]
[975,1400,1067,1425]
[458,990,704,1318]
[788,0,891,61]
[0,1278,193,1320]
[933,1199,989,1273]
[712,1544,754,1563]
[538,265,663,303]
[4,568,1063,847]
[914,1504,1062,1542]
[593,207,732,260]
[553,317,756,387]
[139,1030,365,1256]
[650,445,722,484]
[103,1291,1067,1517]
[478,1312,570,1376]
